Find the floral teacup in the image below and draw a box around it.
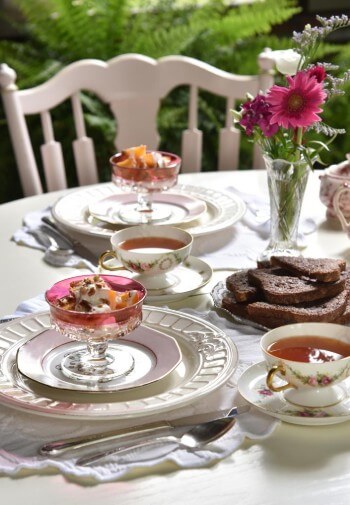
[99,225,193,290]
[319,155,350,221]
[261,322,350,408]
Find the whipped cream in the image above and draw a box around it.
[57,275,140,313]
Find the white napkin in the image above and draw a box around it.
[0,298,279,483]
[226,186,317,245]
[12,207,97,272]
[191,186,318,271]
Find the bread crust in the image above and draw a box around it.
[220,256,350,329]
[226,271,259,302]
[270,256,346,283]
[248,268,346,305]
[247,289,348,324]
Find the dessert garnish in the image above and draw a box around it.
[117,145,169,168]
[55,275,140,313]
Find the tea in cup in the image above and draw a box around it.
[261,322,350,407]
[319,155,350,221]
[99,225,193,290]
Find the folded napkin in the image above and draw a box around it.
[0,298,279,483]
[12,207,97,272]
[226,186,317,245]
[193,186,318,270]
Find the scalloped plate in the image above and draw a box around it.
[52,183,246,238]
[0,307,237,420]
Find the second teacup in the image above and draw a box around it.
[261,322,350,408]
[319,155,350,221]
[99,225,193,290]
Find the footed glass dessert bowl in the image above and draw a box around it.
[45,274,146,383]
[110,145,181,224]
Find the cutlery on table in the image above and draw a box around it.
[39,405,250,458]
[29,229,74,260]
[41,216,98,267]
[76,411,242,466]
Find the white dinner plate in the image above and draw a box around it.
[52,183,246,238]
[0,307,237,420]
[101,256,213,303]
[238,361,350,426]
[16,326,182,393]
[88,192,207,226]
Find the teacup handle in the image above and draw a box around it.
[266,365,293,392]
[333,182,350,230]
[99,250,125,271]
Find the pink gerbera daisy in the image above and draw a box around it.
[266,71,327,129]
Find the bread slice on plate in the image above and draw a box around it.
[226,270,259,302]
[248,267,347,305]
[270,256,346,283]
[247,289,348,324]
[222,290,250,318]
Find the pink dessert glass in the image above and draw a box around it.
[45,275,146,383]
[110,150,181,224]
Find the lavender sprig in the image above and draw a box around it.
[292,14,350,67]
[309,123,346,136]
[326,71,350,97]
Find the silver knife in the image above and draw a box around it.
[41,216,98,267]
[39,405,250,457]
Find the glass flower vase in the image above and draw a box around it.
[258,155,311,265]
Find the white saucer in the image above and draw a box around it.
[17,326,182,393]
[101,256,213,303]
[89,192,207,226]
[238,361,350,426]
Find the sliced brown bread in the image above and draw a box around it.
[226,270,259,302]
[270,256,346,283]
[221,291,250,319]
[333,271,350,325]
[247,289,348,324]
[248,268,347,305]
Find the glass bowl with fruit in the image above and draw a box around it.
[110,145,181,224]
[45,275,146,383]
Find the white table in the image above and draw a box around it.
[1,170,350,505]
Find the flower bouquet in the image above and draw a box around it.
[233,15,350,263]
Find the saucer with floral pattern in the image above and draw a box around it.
[238,361,350,426]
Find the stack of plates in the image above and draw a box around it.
[0,307,237,420]
[52,183,246,239]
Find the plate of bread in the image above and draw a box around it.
[211,256,350,330]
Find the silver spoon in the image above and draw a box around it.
[29,229,74,265]
[77,415,236,466]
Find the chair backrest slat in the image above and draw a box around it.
[0,52,276,196]
[71,92,87,138]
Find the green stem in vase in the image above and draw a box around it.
[266,155,310,247]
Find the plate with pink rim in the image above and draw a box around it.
[0,306,237,420]
[16,325,182,393]
[238,361,350,426]
[88,192,207,226]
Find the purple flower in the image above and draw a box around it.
[321,376,332,385]
[239,94,279,137]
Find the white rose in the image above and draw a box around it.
[269,49,302,75]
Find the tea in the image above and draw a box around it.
[119,236,186,253]
[267,335,350,363]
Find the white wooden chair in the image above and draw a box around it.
[0,51,275,196]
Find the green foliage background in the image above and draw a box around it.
[0,0,349,202]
